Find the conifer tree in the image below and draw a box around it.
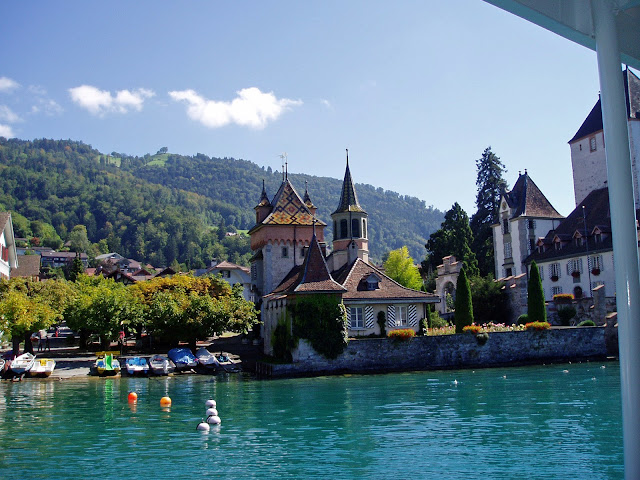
[527,261,546,322]
[470,147,507,277]
[425,203,479,277]
[454,267,473,333]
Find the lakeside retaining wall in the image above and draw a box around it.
[259,326,613,378]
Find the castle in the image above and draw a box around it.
[249,153,439,354]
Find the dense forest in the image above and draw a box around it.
[0,138,443,268]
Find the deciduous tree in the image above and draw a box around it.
[383,246,423,290]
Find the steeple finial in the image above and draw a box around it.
[278,152,287,182]
[346,148,349,166]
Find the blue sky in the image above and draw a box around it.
[0,1,616,217]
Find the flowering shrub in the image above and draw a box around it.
[427,326,455,336]
[462,325,482,334]
[553,293,574,302]
[388,329,416,341]
[525,321,551,331]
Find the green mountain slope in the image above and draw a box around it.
[0,138,443,267]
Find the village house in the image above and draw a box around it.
[250,156,439,355]
[0,212,18,280]
[40,251,88,270]
[198,260,253,302]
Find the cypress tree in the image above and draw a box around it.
[454,267,474,333]
[527,261,546,322]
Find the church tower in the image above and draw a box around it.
[330,150,369,271]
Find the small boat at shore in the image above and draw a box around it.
[94,352,121,376]
[195,347,220,372]
[216,352,240,372]
[10,353,36,375]
[167,348,198,372]
[149,354,174,375]
[29,358,56,377]
[125,357,149,376]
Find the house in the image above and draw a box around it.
[201,260,253,302]
[40,251,88,270]
[569,67,640,209]
[251,156,439,355]
[0,212,19,279]
[95,253,141,275]
[492,171,564,279]
[524,188,630,301]
[10,254,41,281]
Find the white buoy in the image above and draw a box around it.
[206,415,221,425]
[206,407,218,417]
[197,422,210,432]
[205,399,217,408]
[563,370,569,373]
[453,379,458,385]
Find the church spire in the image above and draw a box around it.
[332,149,366,215]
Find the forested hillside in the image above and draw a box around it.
[0,138,443,267]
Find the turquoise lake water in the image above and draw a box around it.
[0,362,623,480]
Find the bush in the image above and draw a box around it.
[418,318,428,336]
[557,306,577,326]
[429,310,448,328]
[517,314,529,325]
[525,321,551,331]
[553,293,574,302]
[462,324,482,334]
[470,275,510,325]
[388,329,415,341]
[578,320,596,327]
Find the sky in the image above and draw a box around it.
[0,1,620,218]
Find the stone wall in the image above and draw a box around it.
[261,327,611,378]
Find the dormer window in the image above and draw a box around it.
[365,273,381,291]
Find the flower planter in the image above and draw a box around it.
[571,271,580,278]
[551,275,559,282]
[591,268,601,276]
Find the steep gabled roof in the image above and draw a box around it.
[504,172,563,219]
[569,67,640,143]
[269,233,345,295]
[332,159,366,215]
[254,180,271,209]
[333,258,438,302]
[258,179,325,227]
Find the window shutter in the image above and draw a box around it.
[347,308,352,329]
[387,305,395,328]
[408,305,418,327]
[365,306,374,329]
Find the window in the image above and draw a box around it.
[505,267,513,277]
[365,274,380,291]
[340,219,348,239]
[527,219,536,230]
[502,218,509,234]
[301,248,306,258]
[251,264,257,280]
[282,247,288,258]
[351,219,360,238]
[362,219,367,239]
[528,238,536,254]
[589,255,603,273]
[396,305,408,326]
[589,136,597,152]
[567,258,583,275]
[221,270,231,278]
[504,242,512,259]
[538,265,543,278]
[552,286,563,296]
[550,263,561,280]
[350,307,364,329]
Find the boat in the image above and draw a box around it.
[125,356,149,376]
[148,354,175,375]
[167,348,198,372]
[29,358,56,377]
[10,352,36,375]
[216,352,240,372]
[94,351,121,376]
[195,347,220,372]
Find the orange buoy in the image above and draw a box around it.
[128,392,138,403]
[160,396,172,406]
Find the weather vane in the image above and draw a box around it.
[278,152,288,181]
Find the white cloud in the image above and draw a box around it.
[69,85,155,115]
[0,77,19,93]
[0,105,20,123]
[0,124,15,137]
[320,99,333,109]
[169,87,302,129]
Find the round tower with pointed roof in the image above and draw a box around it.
[330,150,369,270]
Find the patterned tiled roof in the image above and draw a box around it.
[332,160,366,215]
[260,179,325,226]
[255,180,271,208]
[505,172,563,219]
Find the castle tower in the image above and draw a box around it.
[330,151,369,271]
[249,175,326,298]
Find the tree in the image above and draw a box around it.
[66,253,85,282]
[157,147,168,154]
[527,261,546,322]
[425,203,479,277]
[470,275,511,325]
[68,225,91,254]
[470,147,508,277]
[454,267,473,333]
[383,246,423,290]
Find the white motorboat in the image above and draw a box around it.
[195,347,220,372]
[10,352,36,375]
[148,355,174,375]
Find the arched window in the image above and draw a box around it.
[340,219,348,239]
[333,221,338,239]
[351,218,360,238]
